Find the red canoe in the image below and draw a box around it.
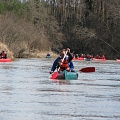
[93,58,106,61]
[0,58,12,62]
[116,59,120,62]
[73,57,84,60]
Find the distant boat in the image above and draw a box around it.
[116,59,120,62]
[93,58,106,61]
[46,55,52,58]
[46,53,52,58]
[84,58,93,61]
[73,57,93,61]
[0,58,12,62]
[73,57,84,60]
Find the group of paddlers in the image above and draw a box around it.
[74,53,106,59]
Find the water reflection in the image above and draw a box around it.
[0,58,120,120]
[51,79,70,85]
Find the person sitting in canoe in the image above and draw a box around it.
[46,52,51,58]
[95,55,100,59]
[0,50,7,59]
[49,48,74,74]
[101,54,105,59]
[75,54,79,58]
[46,53,50,56]
[80,54,85,58]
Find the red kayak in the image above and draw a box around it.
[0,58,12,62]
[73,57,84,60]
[93,58,106,61]
[116,59,120,62]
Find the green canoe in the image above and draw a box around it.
[58,70,78,80]
[46,56,52,58]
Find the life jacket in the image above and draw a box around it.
[59,57,70,71]
[101,54,105,59]
[1,52,6,58]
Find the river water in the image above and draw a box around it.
[0,58,120,120]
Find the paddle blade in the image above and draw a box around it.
[80,67,95,72]
[50,72,58,79]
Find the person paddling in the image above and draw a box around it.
[46,52,51,57]
[0,50,7,59]
[49,48,74,74]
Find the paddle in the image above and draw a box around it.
[80,67,95,72]
[50,51,67,79]
[50,71,58,79]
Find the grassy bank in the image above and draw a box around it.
[0,42,58,60]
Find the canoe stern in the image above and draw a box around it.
[64,70,78,80]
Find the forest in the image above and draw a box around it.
[0,0,120,59]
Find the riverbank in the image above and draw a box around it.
[0,42,58,60]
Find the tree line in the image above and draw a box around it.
[0,0,119,59]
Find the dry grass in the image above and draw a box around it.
[0,42,59,59]
[30,50,59,58]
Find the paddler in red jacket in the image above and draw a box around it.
[49,48,74,74]
[0,50,7,59]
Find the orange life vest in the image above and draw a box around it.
[59,57,70,71]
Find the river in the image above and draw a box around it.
[0,58,120,120]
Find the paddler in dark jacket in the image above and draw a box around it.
[49,48,74,74]
[0,50,7,59]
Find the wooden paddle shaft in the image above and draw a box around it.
[57,51,67,71]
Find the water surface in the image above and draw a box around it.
[0,58,120,120]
